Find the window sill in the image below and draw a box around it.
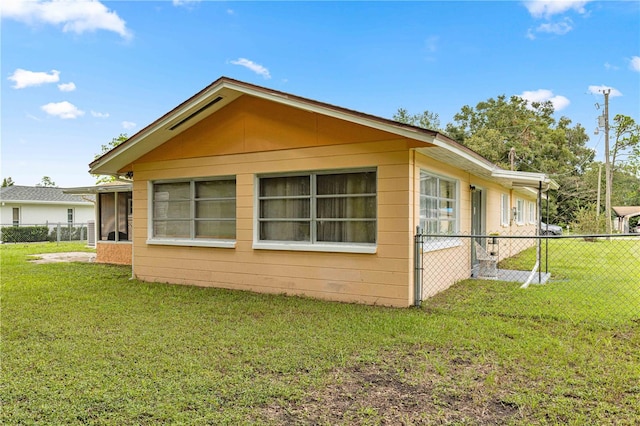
[422,238,462,253]
[253,241,377,254]
[98,240,132,244]
[146,238,236,248]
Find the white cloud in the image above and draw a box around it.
[173,0,201,6]
[230,58,271,79]
[587,85,623,97]
[424,36,439,53]
[524,0,591,19]
[41,101,85,119]
[8,68,60,89]
[122,121,136,130]
[519,89,570,111]
[91,110,109,118]
[630,56,640,72]
[535,19,573,35]
[58,82,76,92]
[1,0,131,39]
[604,62,619,71]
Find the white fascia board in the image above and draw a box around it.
[3,200,94,206]
[63,184,132,195]
[491,169,559,190]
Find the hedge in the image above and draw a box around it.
[1,226,49,243]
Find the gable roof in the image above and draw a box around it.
[0,186,94,205]
[90,76,558,191]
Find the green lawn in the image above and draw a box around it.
[1,242,639,425]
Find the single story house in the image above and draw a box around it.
[0,185,94,226]
[88,76,557,307]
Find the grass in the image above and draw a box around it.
[1,242,639,424]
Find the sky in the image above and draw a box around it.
[1,0,639,188]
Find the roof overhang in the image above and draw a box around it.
[490,170,559,191]
[63,183,133,195]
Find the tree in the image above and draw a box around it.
[2,177,15,187]
[444,95,595,225]
[93,134,129,184]
[609,114,640,200]
[37,176,57,187]
[393,108,442,132]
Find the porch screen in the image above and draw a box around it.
[258,170,376,244]
[99,192,131,241]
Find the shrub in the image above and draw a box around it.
[571,206,606,235]
[0,226,49,243]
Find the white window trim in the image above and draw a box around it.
[422,238,462,253]
[515,198,525,225]
[253,241,376,254]
[419,170,460,253]
[147,178,237,248]
[500,194,510,227]
[253,169,377,253]
[527,201,536,224]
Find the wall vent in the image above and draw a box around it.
[168,96,223,131]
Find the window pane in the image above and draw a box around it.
[317,172,376,195]
[420,174,437,195]
[439,200,456,219]
[317,221,375,243]
[260,176,310,197]
[421,197,438,219]
[317,196,376,219]
[196,180,235,198]
[153,201,190,219]
[196,200,235,219]
[440,180,456,199]
[155,182,190,200]
[196,220,235,239]
[154,220,190,238]
[260,221,310,241]
[260,199,310,219]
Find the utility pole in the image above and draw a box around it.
[596,163,602,218]
[603,89,612,234]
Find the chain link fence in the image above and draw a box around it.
[416,232,640,323]
[0,223,90,244]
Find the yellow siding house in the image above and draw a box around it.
[89,77,557,307]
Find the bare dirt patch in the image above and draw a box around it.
[28,252,96,264]
[260,349,521,425]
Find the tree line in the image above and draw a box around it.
[394,95,640,228]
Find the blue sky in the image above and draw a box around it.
[2,0,639,187]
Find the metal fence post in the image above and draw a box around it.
[414,226,423,307]
[56,223,61,244]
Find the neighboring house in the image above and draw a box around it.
[0,185,94,226]
[88,77,557,307]
[612,206,640,233]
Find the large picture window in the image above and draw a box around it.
[420,171,458,236]
[152,178,236,241]
[258,170,376,245]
